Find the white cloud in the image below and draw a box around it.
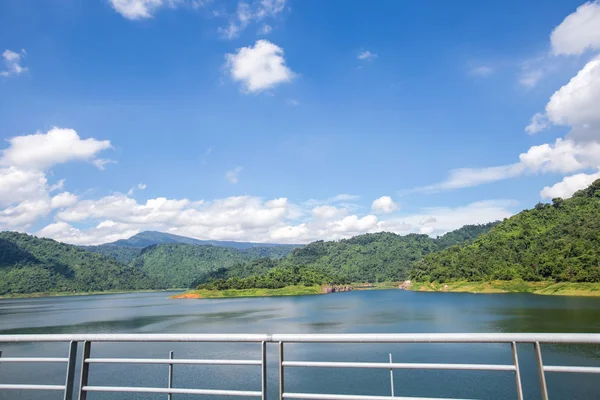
[525,112,550,134]
[225,166,243,183]
[413,164,525,192]
[470,66,494,77]
[371,196,399,214]
[1,49,27,77]
[51,192,78,209]
[286,98,300,106]
[543,57,600,143]
[357,50,377,61]
[540,170,600,199]
[37,221,140,246]
[311,205,346,220]
[551,1,600,55]
[138,183,147,190]
[1,127,112,171]
[0,167,47,208]
[376,200,516,238]
[225,40,294,93]
[220,0,286,39]
[108,0,166,20]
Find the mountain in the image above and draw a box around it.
[84,231,301,265]
[130,243,299,288]
[411,180,600,283]
[0,232,154,295]
[106,231,297,249]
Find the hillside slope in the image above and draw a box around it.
[411,180,600,283]
[131,243,298,288]
[0,232,154,295]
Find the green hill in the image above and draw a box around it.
[130,243,299,288]
[411,180,600,283]
[0,232,154,295]
[192,223,499,290]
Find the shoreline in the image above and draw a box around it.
[407,281,600,296]
[4,280,600,300]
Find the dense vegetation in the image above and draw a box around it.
[192,223,499,289]
[197,265,347,290]
[83,245,141,264]
[130,243,298,288]
[411,180,600,283]
[0,232,154,295]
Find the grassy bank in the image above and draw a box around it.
[409,280,600,296]
[171,285,324,299]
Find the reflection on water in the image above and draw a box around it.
[1,290,600,399]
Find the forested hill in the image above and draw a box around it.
[193,223,500,289]
[0,232,154,295]
[411,180,600,283]
[276,223,498,282]
[130,243,299,288]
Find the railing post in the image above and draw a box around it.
[78,341,91,400]
[389,353,395,397]
[510,342,523,400]
[64,341,78,400]
[261,341,267,400]
[168,350,174,400]
[534,342,549,400]
[279,341,284,400]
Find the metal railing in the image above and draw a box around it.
[1,333,600,399]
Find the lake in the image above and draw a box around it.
[1,289,600,399]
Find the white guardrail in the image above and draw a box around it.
[1,333,600,400]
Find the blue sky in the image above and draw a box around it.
[1,0,600,244]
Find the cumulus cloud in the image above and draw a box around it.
[225,40,294,93]
[540,170,600,199]
[1,127,112,171]
[51,192,78,209]
[357,50,377,61]
[225,166,243,183]
[371,196,399,214]
[550,1,600,55]
[311,205,346,220]
[1,49,27,77]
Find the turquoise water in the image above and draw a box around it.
[1,289,600,399]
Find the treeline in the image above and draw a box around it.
[197,264,348,290]
[411,180,600,283]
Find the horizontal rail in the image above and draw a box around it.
[2,332,600,343]
[82,386,262,396]
[283,361,515,371]
[283,393,473,400]
[0,357,68,363]
[544,366,600,374]
[86,357,261,365]
[0,384,66,391]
